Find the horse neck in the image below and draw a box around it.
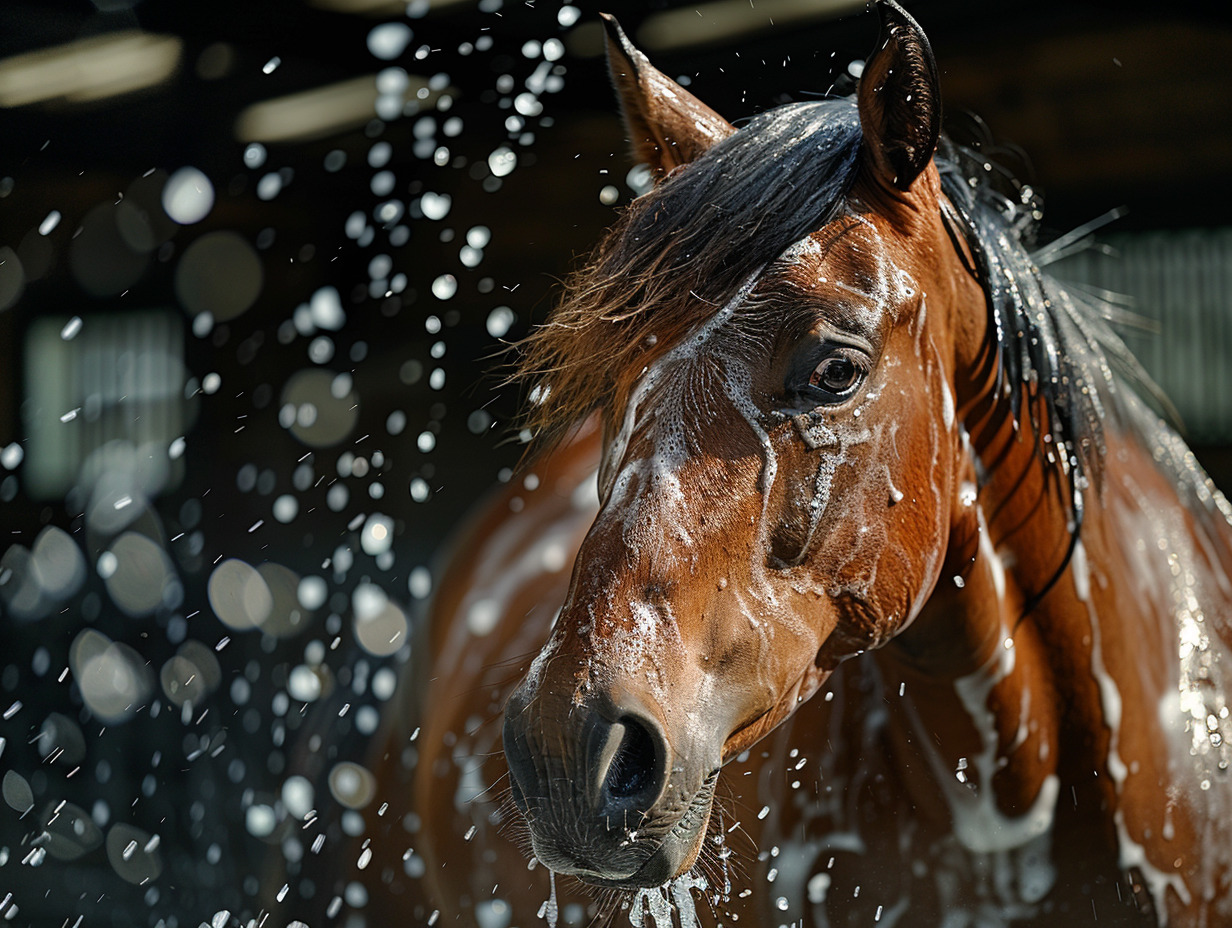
[875,314,1095,830]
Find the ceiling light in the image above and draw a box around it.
[0,31,181,108]
[638,0,863,52]
[235,74,445,143]
[306,0,472,15]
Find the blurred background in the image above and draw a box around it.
[0,0,1230,925]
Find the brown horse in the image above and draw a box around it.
[307,3,1232,926]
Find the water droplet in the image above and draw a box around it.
[1,442,24,470]
[367,22,413,60]
[431,275,456,300]
[243,143,266,168]
[420,192,451,220]
[488,146,517,178]
[486,306,515,338]
[162,167,214,224]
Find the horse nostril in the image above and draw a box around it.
[605,716,658,801]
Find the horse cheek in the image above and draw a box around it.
[862,392,953,639]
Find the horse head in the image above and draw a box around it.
[502,0,994,889]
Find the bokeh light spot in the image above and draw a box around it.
[103,532,176,617]
[367,23,413,60]
[328,761,377,810]
[69,203,149,297]
[174,231,263,321]
[70,629,154,723]
[360,514,394,556]
[43,802,103,861]
[208,559,272,631]
[352,582,407,657]
[281,776,314,820]
[3,769,34,813]
[162,167,215,225]
[280,369,359,448]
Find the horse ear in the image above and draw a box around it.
[601,13,735,181]
[857,0,942,192]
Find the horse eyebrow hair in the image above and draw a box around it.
[751,263,890,347]
[746,288,884,356]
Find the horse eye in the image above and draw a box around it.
[809,353,864,400]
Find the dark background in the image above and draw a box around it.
[1,0,1230,925]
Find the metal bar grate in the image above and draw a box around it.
[1053,228,1232,443]
[22,310,187,500]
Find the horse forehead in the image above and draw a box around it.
[598,353,764,511]
[620,373,760,472]
[779,214,922,317]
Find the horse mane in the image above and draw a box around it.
[513,91,1200,553]
[937,141,1232,583]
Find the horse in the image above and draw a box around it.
[305,3,1232,925]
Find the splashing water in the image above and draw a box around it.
[537,870,558,927]
[629,874,707,928]
[0,0,590,923]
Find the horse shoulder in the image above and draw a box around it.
[1079,427,1232,922]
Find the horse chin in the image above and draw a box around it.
[560,807,712,890]
[530,774,717,891]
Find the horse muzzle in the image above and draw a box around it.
[502,681,717,888]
